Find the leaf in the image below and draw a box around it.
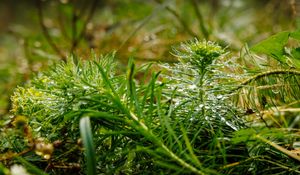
[290,30,300,40]
[288,46,300,68]
[251,31,290,63]
[80,117,97,175]
[291,47,300,59]
[231,128,256,144]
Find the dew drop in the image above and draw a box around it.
[83,86,90,90]
[217,95,223,100]
[188,84,197,90]
[43,154,51,160]
[225,121,238,131]
[272,89,280,94]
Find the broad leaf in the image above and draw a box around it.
[291,47,300,59]
[251,31,290,63]
[290,30,300,40]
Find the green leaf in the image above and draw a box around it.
[251,30,300,67]
[80,117,97,175]
[291,47,300,59]
[289,47,300,68]
[290,30,300,40]
[231,128,256,144]
[251,31,290,63]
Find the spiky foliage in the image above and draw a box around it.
[3,39,300,174]
[161,40,247,172]
[228,32,300,174]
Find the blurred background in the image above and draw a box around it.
[0,0,298,116]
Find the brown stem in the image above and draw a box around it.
[190,0,209,39]
[71,3,78,51]
[57,5,71,41]
[36,0,67,62]
[231,69,300,93]
[0,147,34,161]
[154,0,197,37]
[70,0,98,53]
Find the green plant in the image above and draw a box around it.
[79,117,96,175]
[228,31,300,174]
[2,38,300,174]
[251,30,300,68]
[234,30,300,125]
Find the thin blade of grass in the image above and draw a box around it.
[80,117,97,175]
[127,60,142,117]
[180,126,202,168]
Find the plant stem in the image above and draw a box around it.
[231,69,300,93]
[154,0,198,37]
[160,144,205,175]
[256,158,300,174]
[97,64,205,174]
[190,0,209,39]
[198,69,206,115]
[255,134,300,162]
[36,0,66,62]
[71,3,77,52]
[128,111,205,175]
[70,0,98,52]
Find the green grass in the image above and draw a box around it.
[1,38,300,174]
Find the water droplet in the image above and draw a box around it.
[220,116,226,122]
[188,84,197,90]
[217,95,223,100]
[43,154,51,160]
[272,89,280,94]
[225,121,238,131]
[83,86,89,90]
[34,126,42,132]
[177,89,184,92]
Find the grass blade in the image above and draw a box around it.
[80,117,97,175]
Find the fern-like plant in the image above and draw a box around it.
[2,38,300,175]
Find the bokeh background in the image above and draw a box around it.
[0,0,298,116]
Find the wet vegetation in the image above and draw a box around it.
[0,0,300,174]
